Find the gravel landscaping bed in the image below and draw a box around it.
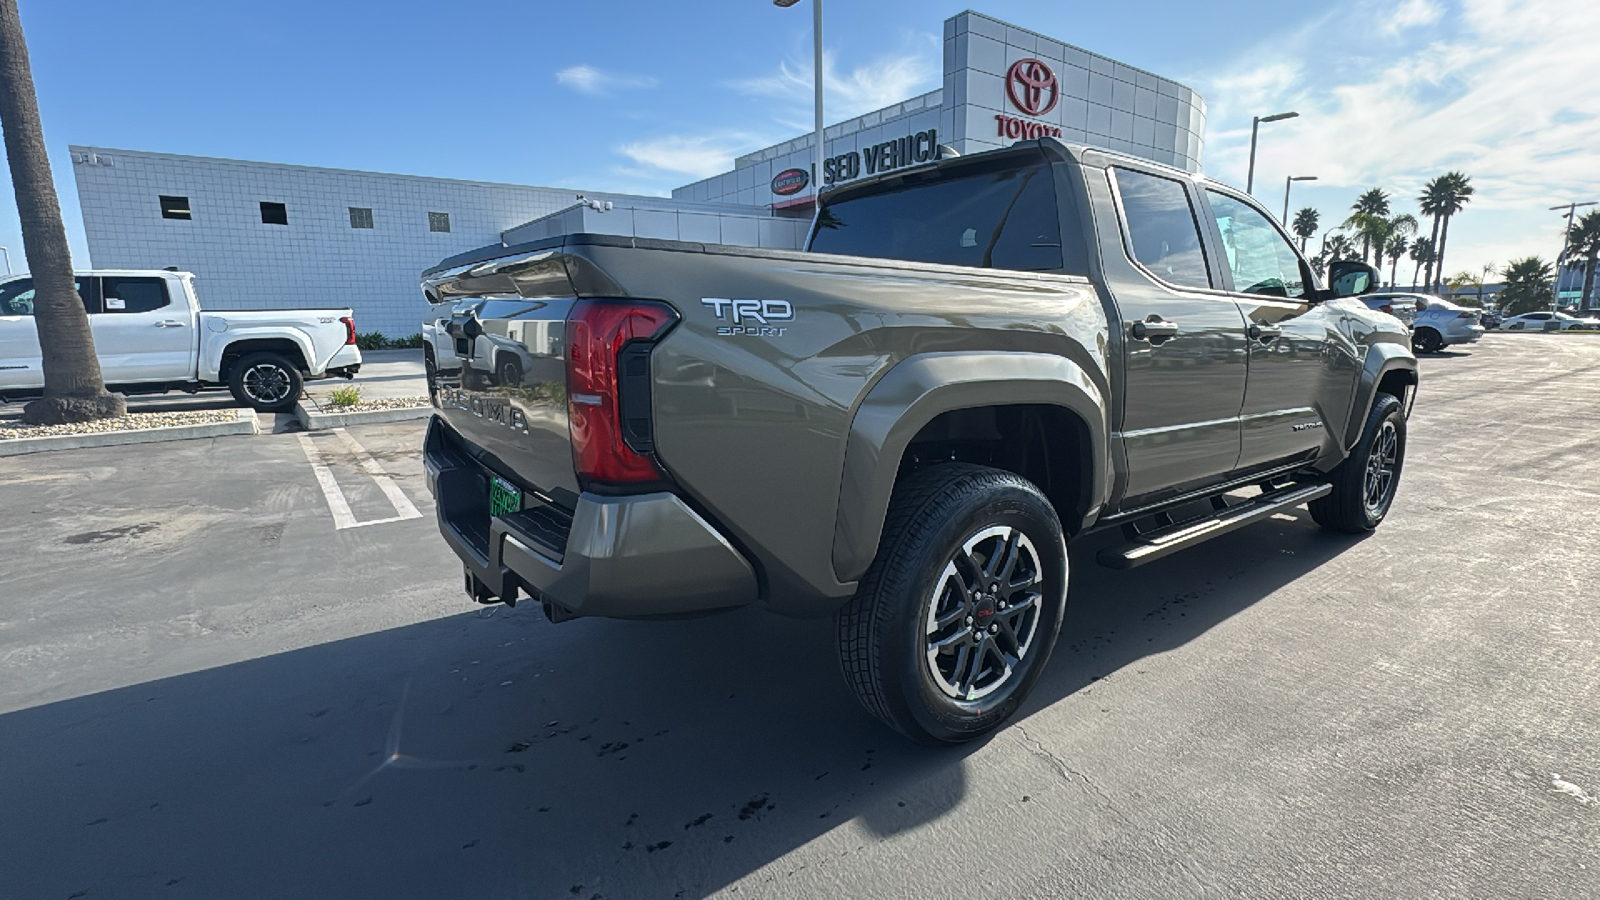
[0,409,240,441]
[313,396,430,413]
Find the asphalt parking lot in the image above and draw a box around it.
[2,333,1597,899]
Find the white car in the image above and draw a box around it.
[0,269,362,411]
[1405,296,1485,353]
[1500,311,1600,332]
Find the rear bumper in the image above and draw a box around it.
[1445,326,1485,345]
[423,416,758,618]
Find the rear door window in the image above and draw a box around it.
[99,276,170,313]
[1111,168,1211,290]
[810,155,1074,273]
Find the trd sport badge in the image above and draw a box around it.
[702,298,795,337]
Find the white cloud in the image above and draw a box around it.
[615,132,771,180]
[1191,0,1600,275]
[555,65,659,96]
[1384,0,1444,34]
[731,39,941,130]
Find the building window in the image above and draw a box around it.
[349,207,374,229]
[428,211,451,233]
[159,195,191,220]
[260,201,288,225]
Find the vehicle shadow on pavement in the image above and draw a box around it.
[0,510,1362,899]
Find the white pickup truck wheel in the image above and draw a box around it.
[836,463,1068,744]
[228,352,303,412]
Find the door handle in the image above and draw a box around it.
[1249,323,1282,343]
[154,320,186,327]
[1131,319,1180,342]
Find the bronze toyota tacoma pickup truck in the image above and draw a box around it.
[419,139,1416,743]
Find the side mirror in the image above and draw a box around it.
[1328,260,1380,298]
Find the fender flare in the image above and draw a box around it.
[831,351,1108,584]
[1343,342,1417,451]
[202,327,319,382]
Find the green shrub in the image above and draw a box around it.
[389,332,425,349]
[355,331,389,350]
[326,385,362,409]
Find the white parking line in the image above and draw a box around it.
[297,433,358,530]
[332,427,422,521]
[296,429,423,530]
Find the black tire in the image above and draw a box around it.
[227,352,303,412]
[836,463,1068,744]
[424,351,438,399]
[1412,328,1443,354]
[497,355,523,387]
[1309,394,1406,533]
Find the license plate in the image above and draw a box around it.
[488,475,522,516]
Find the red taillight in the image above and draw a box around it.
[1456,311,1476,319]
[566,299,677,486]
[340,316,357,345]
[1380,304,1394,314]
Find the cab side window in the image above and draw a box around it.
[99,276,170,313]
[1205,191,1306,299]
[1111,168,1211,290]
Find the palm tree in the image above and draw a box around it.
[1564,209,1600,312]
[1418,176,1450,292]
[1291,207,1319,252]
[1499,257,1553,316]
[1409,237,1435,289]
[1325,232,1355,262]
[1343,188,1392,262]
[1384,232,1410,288]
[1430,172,1474,292]
[0,0,123,424]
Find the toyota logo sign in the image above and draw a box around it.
[1006,58,1058,117]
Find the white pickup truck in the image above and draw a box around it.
[0,269,361,411]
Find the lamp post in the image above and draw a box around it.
[1549,201,1597,310]
[1246,110,1298,195]
[774,0,823,210]
[1282,175,1316,225]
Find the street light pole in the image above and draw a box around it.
[1245,110,1298,196]
[1549,201,1598,310]
[774,0,824,210]
[1282,175,1317,224]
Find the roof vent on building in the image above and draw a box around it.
[575,194,613,212]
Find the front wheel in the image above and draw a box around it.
[836,463,1068,744]
[1309,394,1406,533]
[228,352,303,412]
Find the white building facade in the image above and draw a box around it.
[71,10,1204,336]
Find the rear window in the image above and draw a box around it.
[810,155,1081,274]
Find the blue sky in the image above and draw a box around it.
[2,0,1594,282]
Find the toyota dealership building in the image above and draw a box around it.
[70,10,1206,336]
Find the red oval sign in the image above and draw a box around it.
[771,167,810,196]
[1007,58,1058,117]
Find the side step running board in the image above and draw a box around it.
[1096,482,1332,570]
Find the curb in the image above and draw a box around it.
[0,409,260,457]
[294,401,433,431]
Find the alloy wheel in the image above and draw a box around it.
[242,363,293,405]
[923,525,1044,702]
[1363,420,1400,516]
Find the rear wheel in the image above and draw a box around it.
[1412,327,1443,353]
[836,463,1068,744]
[1309,394,1406,533]
[227,352,302,412]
